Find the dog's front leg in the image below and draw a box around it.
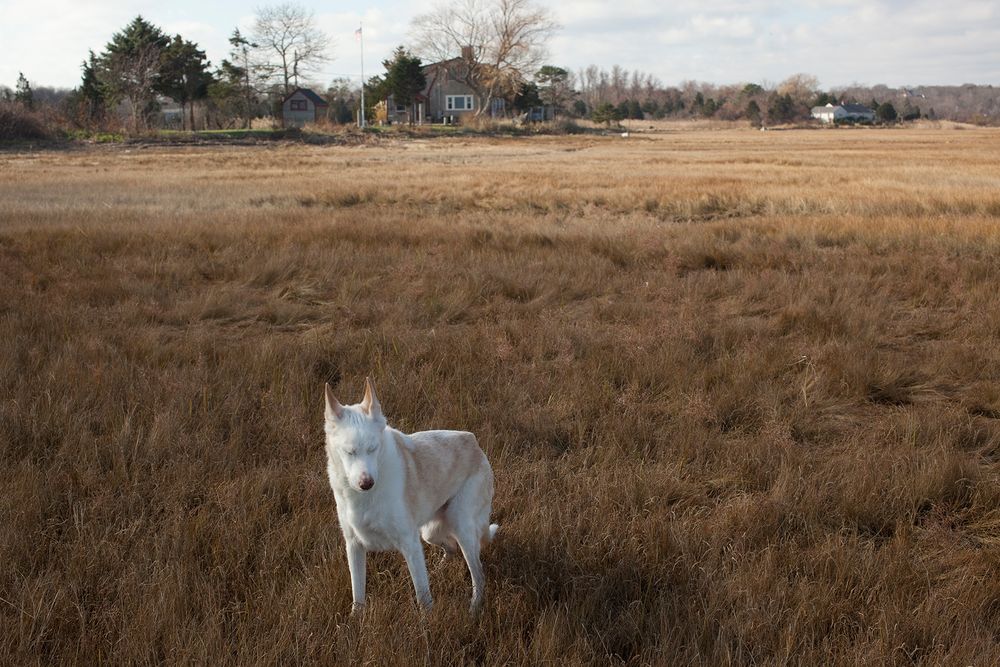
[346,538,367,613]
[400,538,433,610]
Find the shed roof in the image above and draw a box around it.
[284,88,328,107]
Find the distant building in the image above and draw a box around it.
[811,103,876,124]
[380,47,506,125]
[282,88,328,128]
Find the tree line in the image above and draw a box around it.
[3,0,999,133]
[66,4,330,132]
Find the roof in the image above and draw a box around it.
[423,57,463,71]
[841,103,873,114]
[810,104,874,115]
[283,87,328,107]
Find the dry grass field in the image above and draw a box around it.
[4,127,1000,665]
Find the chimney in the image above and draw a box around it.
[461,45,474,61]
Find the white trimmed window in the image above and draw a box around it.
[395,104,407,113]
[289,99,307,111]
[446,95,474,111]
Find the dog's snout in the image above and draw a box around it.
[359,474,374,491]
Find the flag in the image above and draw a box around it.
[355,27,362,41]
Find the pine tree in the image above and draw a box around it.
[14,72,33,109]
[591,102,622,126]
[159,36,213,130]
[228,29,259,128]
[535,66,571,114]
[876,102,898,123]
[98,16,171,131]
[381,47,426,124]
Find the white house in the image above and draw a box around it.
[811,102,876,124]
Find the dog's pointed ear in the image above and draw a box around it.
[325,383,345,422]
[360,376,382,419]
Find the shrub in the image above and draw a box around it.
[591,102,622,126]
[0,101,52,141]
[876,102,898,123]
[549,118,585,134]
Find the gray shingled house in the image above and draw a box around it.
[281,88,329,128]
[381,49,506,125]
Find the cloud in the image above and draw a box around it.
[1,0,998,89]
[546,0,1000,86]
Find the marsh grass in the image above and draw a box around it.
[3,128,1000,664]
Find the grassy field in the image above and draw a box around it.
[3,127,1000,665]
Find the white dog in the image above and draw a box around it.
[323,377,498,612]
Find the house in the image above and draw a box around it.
[158,98,184,128]
[811,102,876,124]
[382,48,506,125]
[282,88,328,127]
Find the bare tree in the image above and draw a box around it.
[410,0,558,116]
[777,73,820,106]
[103,43,165,132]
[252,3,331,96]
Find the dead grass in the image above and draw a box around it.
[3,128,1000,664]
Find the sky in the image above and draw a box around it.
[1,0,999,90]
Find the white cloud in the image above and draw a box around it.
[1,0,998,89]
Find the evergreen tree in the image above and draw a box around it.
[693,91,705,114]
[230,30,259,128]
[513,81,541,114]
[767,93,796,123]
[813,92,835,107]
[746,99,762,126]
[876,102,898,123]
[211,30,262,129]
[363,75,386,124]
[626,99,643,119]
[380,47,426,123]
[159,36,213,130]
[14,72,33,109]
[98,16,171,131]
[591,102,622,126]
[535,65,572,113]
[79,52,105,118]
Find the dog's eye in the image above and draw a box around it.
[366,446,376,454]
[345,449,356,457]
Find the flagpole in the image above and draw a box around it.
[359,23,365,128]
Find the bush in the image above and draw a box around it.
[876,102,898,123]
[0,102,52,141]
[591,102,622,126]
[549,118,585,134]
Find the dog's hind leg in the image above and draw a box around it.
[448,468,494,611]
[453,526,485,612]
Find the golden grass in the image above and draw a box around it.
[3,128,1000,664]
